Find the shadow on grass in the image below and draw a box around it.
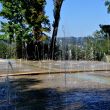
[9,76,110,110]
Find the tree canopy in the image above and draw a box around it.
[0,0,50,59]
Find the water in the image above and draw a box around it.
[68,72,110,85]
[0,59,110,110]
[12,71,110,110]
[0,61,17,110]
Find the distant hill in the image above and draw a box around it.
[57,36,87,46]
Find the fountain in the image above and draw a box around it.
[0,61,17,110]
[62,25,67,88]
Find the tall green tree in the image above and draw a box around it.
[19,0,50,60]
[0,0,50,59]
[0,0,28,58]
[20,0,50,41]
[50,0,64,59]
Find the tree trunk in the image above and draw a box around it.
[16,35,22,58]
[50,0,64,60]
[50,26,58,59]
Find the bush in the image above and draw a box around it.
[0,40,16,58]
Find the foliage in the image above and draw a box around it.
[0,0,27,58]
[105,0,110,13]
[0,0,50,59]
[93,30,110,55]
[19,0,50,40]
[83,31,110,61]
[71,45,87,60]
[0,40,16,58]
[70,32,109,61]
[0,34,7,40]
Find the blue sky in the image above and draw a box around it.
[0,1,110,37]
[46,0,110,37]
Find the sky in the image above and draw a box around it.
[0,1,110,37]
[46,0,110,37]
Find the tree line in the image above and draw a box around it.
[0,0,64,60]
[0,0,110,61]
